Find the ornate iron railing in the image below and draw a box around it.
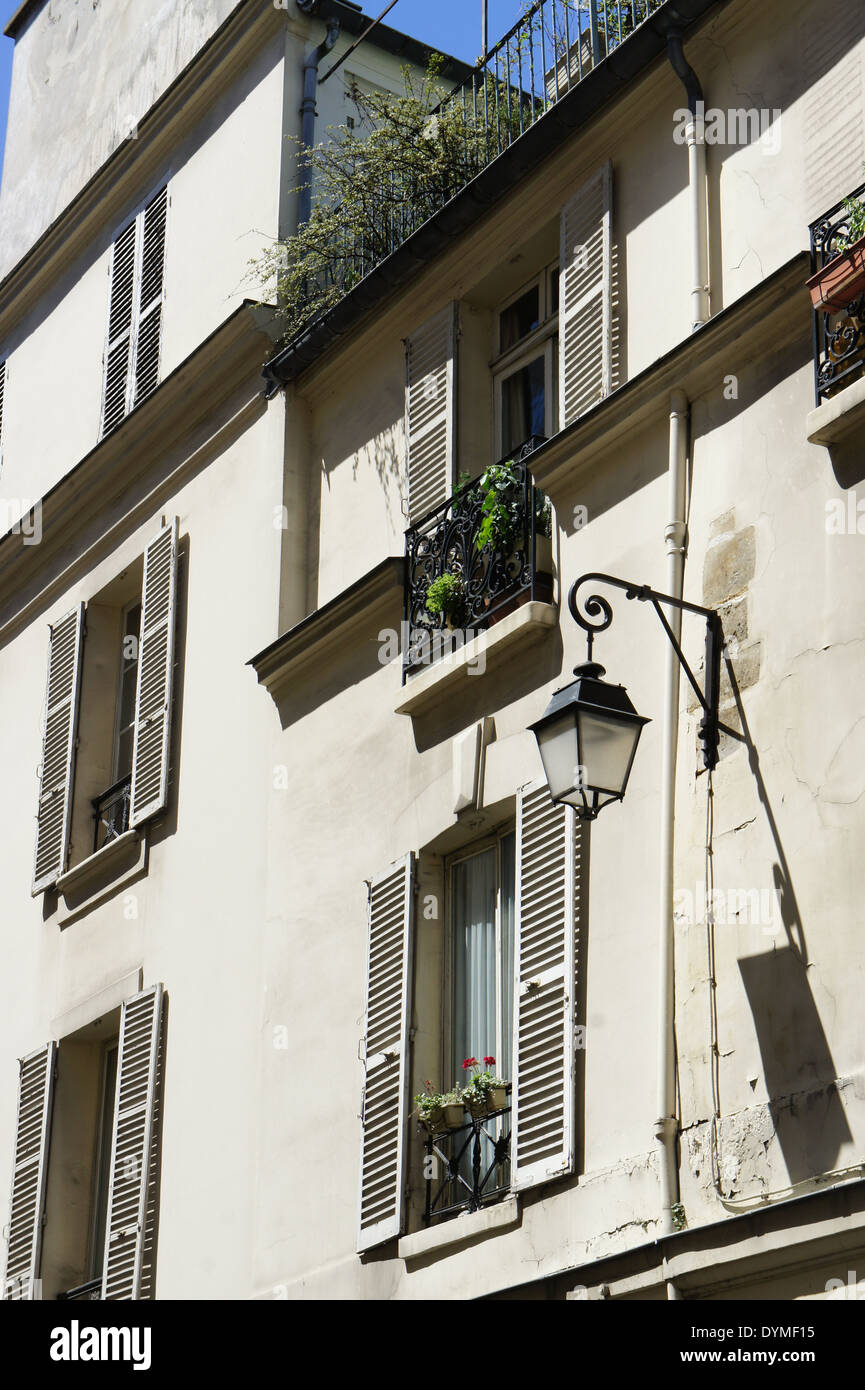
[290,1,664,338]
[92,774,132,854]
[403,437,552,681]
[423,1106,512,1225]
[809,182,865,404]
[57,1278,102,1301]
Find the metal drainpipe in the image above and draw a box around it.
[668,31,709,330]
[655,390,689,1301]
[298,14,340,227]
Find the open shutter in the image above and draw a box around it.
[101,218,137,436]
[32,604,85,894]
[134,186,168,408]
[129,517,178,828]
[559,163,612,429]
[102,985,164,1300]
[511,781,581,1191]
[405,304,456,522]
[357,854,414,1252]
[2,1042,56,1300]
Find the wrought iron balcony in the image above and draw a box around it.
[423,1107,512,1225]
[57,1278,102,1301]
[403,437,553,681]
[92,774,132,854]
[809,182,865,405]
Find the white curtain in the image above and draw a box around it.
[452,848,497,1075]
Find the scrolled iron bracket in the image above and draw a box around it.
[568,572,743,772]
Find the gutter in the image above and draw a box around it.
[298,13,341,227]
[263,0,728,391]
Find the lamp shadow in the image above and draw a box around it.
[722,656,851,1181]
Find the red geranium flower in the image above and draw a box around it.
[484,1056,496,1066]
[462,1057,477,1070]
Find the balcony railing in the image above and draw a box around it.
[92,774,132,854]
[293,1,664,338]
[423,1107,512,1225]
[403,437,552,681]
[809,182,865,404]
[57,1278,102,1301]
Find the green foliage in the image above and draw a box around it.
[474,460,552,552]
[250,56,536,339]
[424,571,464,620]
[838,195,865,253]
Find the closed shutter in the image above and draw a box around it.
[32,604,85,894]
[559,163,612,428]
[2,1042,56,1300]
[129,517,178,828]
[357,854,414,1252]
[405,305,456,522]
[100,185,168,437]
[102,985,164,1300]
[511,780,581,1191]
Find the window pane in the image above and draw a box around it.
[501,355,545,457]
[500,285,540,353]
[452,848,497,1082]
[90,1045,118,1280]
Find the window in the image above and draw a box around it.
[32,519,179,893]
[1,986,165,1302]
[450,831,516,1083]
[101,185,168,437]
[493,267,559,457]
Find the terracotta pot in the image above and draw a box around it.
[806,235,865,312]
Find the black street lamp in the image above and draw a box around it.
[530,573,731,820]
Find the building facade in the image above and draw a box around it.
[2,0,865,1302]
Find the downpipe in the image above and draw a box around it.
[298,15,340,227]
[668,31,709,330]
[655,389,689,1300]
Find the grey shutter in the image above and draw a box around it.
[511,780,581,1191]
[101,218,137,436]
[559,163,612,428]
[2,1042,56,1300]
[102,985,164,1300]
[32,604,85,894]
[134,186,168,407]
[357,854,414,1252]
[129,517,178,828]
[405,305,455,522]
[100,185,167,437]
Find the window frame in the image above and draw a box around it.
[110,598,142,787]
[491,263,559,458]
[87,1040,119,1282]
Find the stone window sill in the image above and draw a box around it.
[394,601,557,717]
[56,830,145,923]
[807,374,865,446]
[398,1196,520,1263]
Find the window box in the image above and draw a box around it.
[806,235,865,312]
[808,184,865,404]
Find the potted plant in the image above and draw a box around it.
[424,571,465,629]
[414,1082,464,1134]
[474,461,554,621]
[807,191,865,312]
[460,1056,510,1119]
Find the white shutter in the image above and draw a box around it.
[102,985,164,1300]
[32,604,85,894]
[2,1042,56,1300]
[129,517,178,828]
[134,186,168,407]
[405,304,456,522]
[511,780,581,1191]
[357,854,414,1252]
[559,163,612,428]
[100,185,167,437]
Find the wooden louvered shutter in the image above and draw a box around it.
[102,218,137,436]
[511,781,581,1191]
[357,854,414,1252]
[32,604,85,894]
[559,163,612,428]
[130,518,178,829]
[134,186,167,407]
[102,985,164,1300]
[2,1042,56,1300]
[405,305,456,522]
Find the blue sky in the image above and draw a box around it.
[0,1,529,188]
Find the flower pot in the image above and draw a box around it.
[420,1108,446,1135]
[464,1097,492,1120]
[806,235,865,312]
[487,1085,508,1113]
[443,1102,465,1129]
